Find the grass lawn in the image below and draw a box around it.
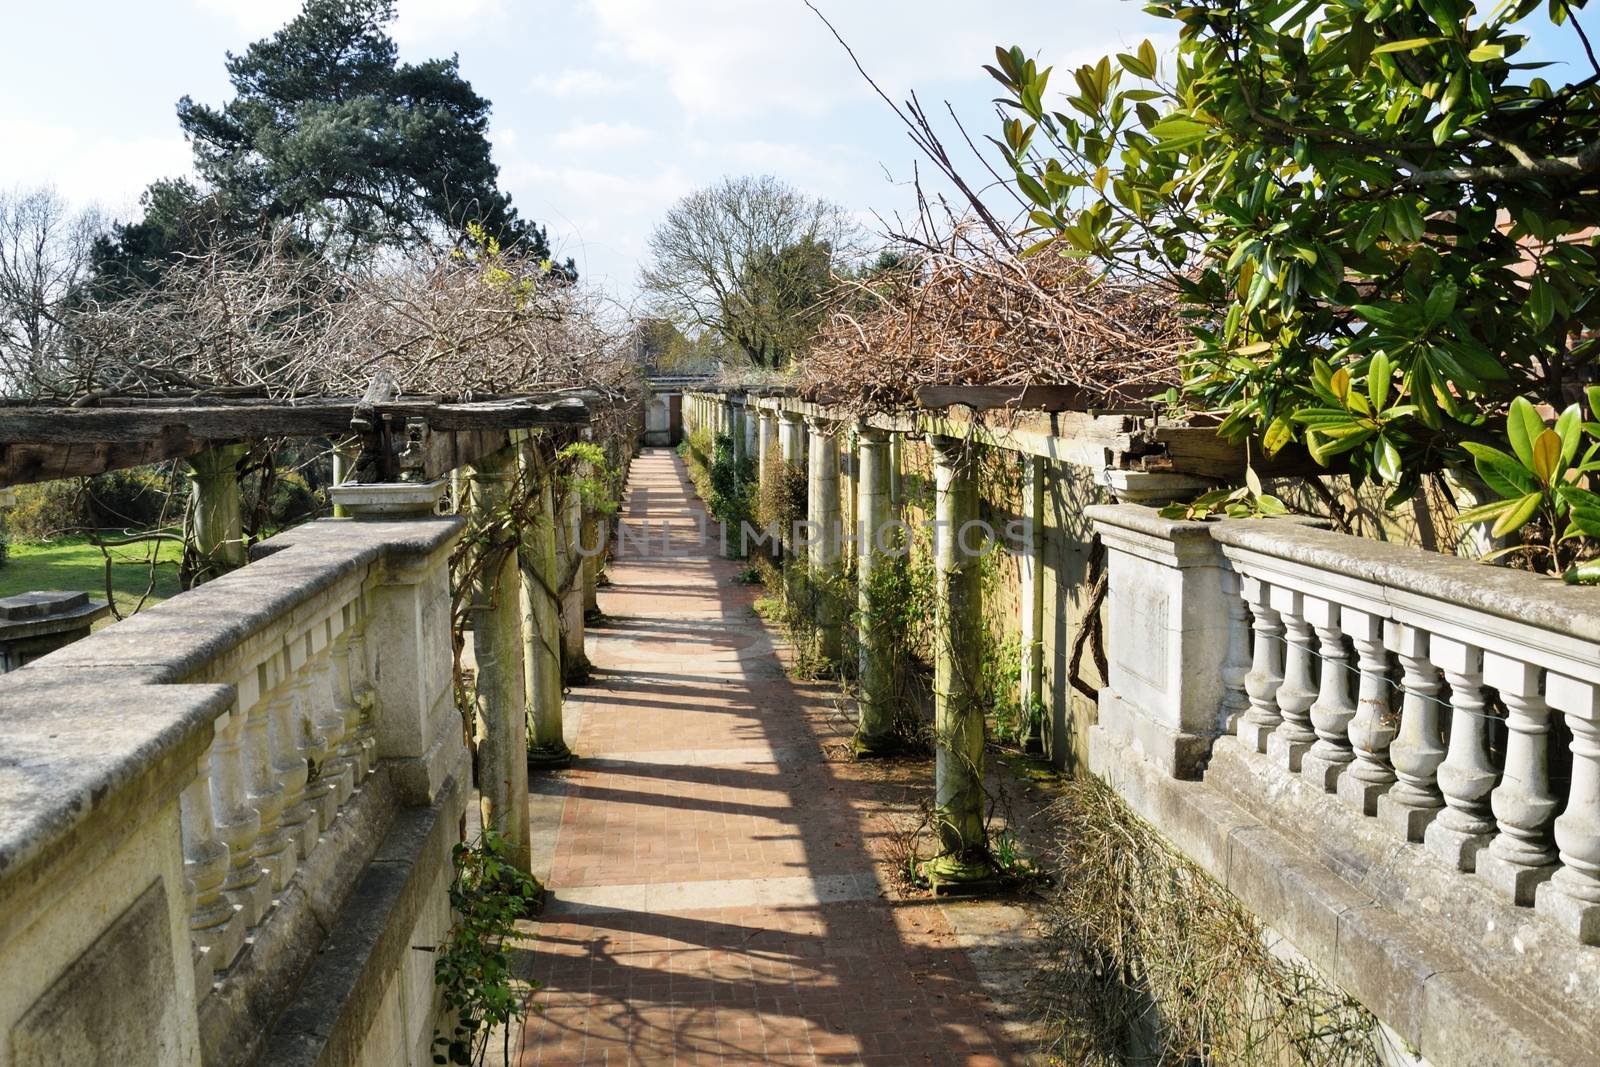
[0,536,184,622]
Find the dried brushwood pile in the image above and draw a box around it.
[795,229,1189,416]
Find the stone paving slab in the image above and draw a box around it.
[515,449,1036,1066]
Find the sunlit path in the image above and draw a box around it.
[516,448,1027,1066]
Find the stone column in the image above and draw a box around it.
[467,448,532,870]
[187,444,247,583]
[520,444,571,766]
[758,408,777,478]
[330,436,362,518]
[854,426,897,755]
[560,475,589,681]
[1018,455,1046,750]
[923,435,995,889]
[806,417,843,666]
[743,400,759,463]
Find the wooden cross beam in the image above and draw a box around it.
[0,392,595,487]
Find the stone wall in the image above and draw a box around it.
[0,512,467,1067]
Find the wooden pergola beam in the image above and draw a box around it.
[0,391,599,487]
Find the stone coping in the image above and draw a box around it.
[0,516,461,899]
[1208,513,1600,644]
[0,671,232,893]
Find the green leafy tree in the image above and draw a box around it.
[990,0,1600,507]
[96,0,566,285]
[640,175,859,369]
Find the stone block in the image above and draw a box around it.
[10,880,190,1066]
[1265,729,1311,772]
[1336,770,1389,816]
[1534,878,1600,944]
[1475,850,1556,906]
[1376,793,1440,842]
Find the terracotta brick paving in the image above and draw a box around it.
[516,449,1032,1066]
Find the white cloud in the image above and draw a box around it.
[188,0,505,44]
[0,113,192,217]
[583,0,1164,122]
[551,121,652,154]
[530,68,615,97]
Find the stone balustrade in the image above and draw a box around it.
[1208,517,1600,940]
[1091,505,1600,943]
[0,509,466,1067]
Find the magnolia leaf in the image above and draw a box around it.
[1374,436,1402,483]
[1368,352,1392,411]
[1330,366,1351,402]
[1263,416,1294,456]
[1372,36,1443,54]
[1507,396,1545,469]
[1532,428,1563,485]
[1244,463,1264,497]
[1491,492,1544,538]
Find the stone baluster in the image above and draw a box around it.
[180,750,235,996]
[1478,654,1559,904]
[242,661,293,895]
[1423,638,1498,870]
[1377,621,1447,840]
[346,596,378,779]
[300,618,349,829]
[1237,575,1284,752]
[1336,608,1396,815]
[210,699,269,934]
[1266,586,1318,771]
[1218,569,1252,731]
[1299,596,1356,792]
[1542,672,1600,942]
[265,650,317,868]
[329,600,367,793]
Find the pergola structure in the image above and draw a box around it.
[0,379,633,875]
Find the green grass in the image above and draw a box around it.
[0,536,184,622]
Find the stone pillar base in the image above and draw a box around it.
[1376,794,1442,842]
[1335,772,1389,816]
[1265,731,1312,773]
[1298,750,1350,793]
[919,852,1000,897]
[1423,817,1494,871]
[1097,691,1216,780]
[1477,850,1557,905]
[1537,874,1600,944]
[527,743,573,769]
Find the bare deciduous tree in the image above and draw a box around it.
[639,175,860,369]
[0,187,105,397]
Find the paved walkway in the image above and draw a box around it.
[514,449,1033,1066]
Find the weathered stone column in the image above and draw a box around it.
[1018,455,1046,750]
[924,435,994,889]
[758,409,778,481]
[520,443,571,766]
[854,426,897,755]
[187,444,247,583]
[743,399,759,462]
[330,437,361,518]
[467,449,532,870]
[807,417,843,666]
[559,475,590,681]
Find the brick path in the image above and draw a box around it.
[515,448,1033,1066]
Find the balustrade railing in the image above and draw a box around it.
[1211,520,1600,941]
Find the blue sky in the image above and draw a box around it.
[1,1,1592,304]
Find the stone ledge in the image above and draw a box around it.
[0,673,231,920]
[1089,726,1596,1067]
[1204,736,1600,1034]
[256,773,461,1067]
